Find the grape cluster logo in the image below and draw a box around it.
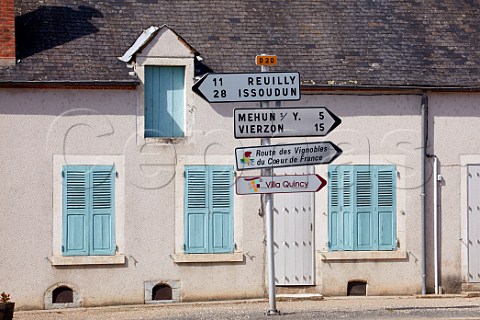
[245,177,261,193]
[240,151,254,166]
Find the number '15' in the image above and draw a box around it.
[315,111,325,131]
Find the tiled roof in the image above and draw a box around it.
[1,0,480,88]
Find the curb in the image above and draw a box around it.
[16,298,268,315]
[15,294,480,315]
[414,294,470,299]
[277,293,324,301]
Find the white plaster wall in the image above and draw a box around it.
[285,94,424,295]
[429,93,480,293]
[302,92,480,295]
[1,85,476,308]
[0,88,140,309]
[0,87,266,309]
[0,28,269,309]
[133,28,267,302]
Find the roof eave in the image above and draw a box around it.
[302,84,480,93]
[0,80,140,89]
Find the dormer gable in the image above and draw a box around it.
[119,25,198,63]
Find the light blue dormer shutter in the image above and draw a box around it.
[185,166,209,253]
[63,166,89,256]
[90,166,115,256]
[145,66,185,138]
[210,166,234,253]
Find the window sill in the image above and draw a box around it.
[173,253,244,263]
[320,250,408,261]
[145,137,185,144]
[51,255,126,266]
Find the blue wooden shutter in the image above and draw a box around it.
[355,167,376,250]
[377,166,396,250]
[145,66,185,138]
[90,166,115,255]
[328,168,343,250]
[170,67,185,137]
[329,165,396,252]
[184,166,209,253]
[210,166,234,253]
[328,166,353,251]
[63,166,89,256]
[342,169,354,250]
[144,66,158,137]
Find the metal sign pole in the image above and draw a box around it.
[261,62,280,316]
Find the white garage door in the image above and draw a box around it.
[273,166,315,286]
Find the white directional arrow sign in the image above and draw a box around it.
[234,107,341,138]
[235,141,342,171]
[192,72,301,103]
[236,174,327,195]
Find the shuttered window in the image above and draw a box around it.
[184,166,234,253]
[328,165,396,251]
[62,165,115,256]
[144,66,185,138]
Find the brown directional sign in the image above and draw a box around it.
[236,174,327,195]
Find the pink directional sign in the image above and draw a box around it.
[236,174,327,195]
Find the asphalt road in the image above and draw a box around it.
[14,295,480,320]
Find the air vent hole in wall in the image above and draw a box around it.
[347,281,367,296]
[52,286,74,303]
[152,284,172,301]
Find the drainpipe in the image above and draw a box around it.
[433,155,439,294]
[421,92,428,295]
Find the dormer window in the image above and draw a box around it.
[119,25,197,142]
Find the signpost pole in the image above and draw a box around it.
[261,62,279,316]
